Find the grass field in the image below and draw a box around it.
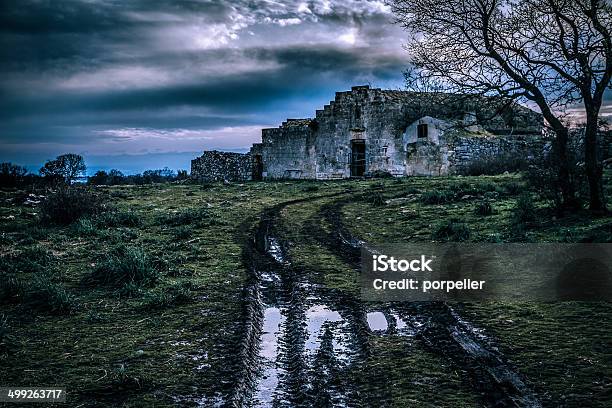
[0,174,610,407]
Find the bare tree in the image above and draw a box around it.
[40,153,86,184]
[390,0,611,212]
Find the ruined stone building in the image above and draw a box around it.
[192,85,547,181]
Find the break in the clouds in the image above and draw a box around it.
[0,0,409,173]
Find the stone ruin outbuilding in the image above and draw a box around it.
[192,85,547,181]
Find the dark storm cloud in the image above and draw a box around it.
[0,0,408,170]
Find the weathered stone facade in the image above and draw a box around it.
[192,86,555,181]
[191,150,252,182]
[252,86,544,179]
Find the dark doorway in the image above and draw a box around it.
[253,155,263,181]
[417,123,428,139]
[350,140,366,177]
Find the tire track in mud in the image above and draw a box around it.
[229,192,362,407]
[230,188,541,407]
[315,197,542,408]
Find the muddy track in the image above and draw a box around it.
[315,197,542,408]
[229,192,358,407]
[229,189,541,407]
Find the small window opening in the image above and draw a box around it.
[355,106,361,120]
[417,123,428,139]
[382,146,388,155]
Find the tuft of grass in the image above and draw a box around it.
[0,246,54,275]
[513,193,536,223]
[95,210,142,228]
[40,187,106,225]
[0,314,10,349]
[85,246,159,289]
[71,218,98,236]
[303,184,319,192]
[138,282,193,310]
[503,182,523,196]
[474,200,494,216]
[0,274,24,304]
[172,225,193,240]
[158,208,210,227]
[371,192,386,207]
[432,219,471,242]
[25,275,77,315]
[421,190,455,204]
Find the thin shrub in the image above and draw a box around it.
[432,219,471,241]
[86,247,159,289]
[40,187,106,225]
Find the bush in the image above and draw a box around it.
[86,247,159,289]
[421,190,455,204]
[0,162,27,187]
[432,219,471,241]
[474,201,494,216]
[40,187,106,225]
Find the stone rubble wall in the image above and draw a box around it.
[191,87,601,181]
[257,86,545,179]
[191,150,252,182]
[447,133,548,174]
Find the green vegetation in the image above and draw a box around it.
[0,172,609,406]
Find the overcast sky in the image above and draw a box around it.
[0,0,409,174]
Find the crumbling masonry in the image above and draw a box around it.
[192,85,554,181]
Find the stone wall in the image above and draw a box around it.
[191,150,252,182]
[257,85,545,179]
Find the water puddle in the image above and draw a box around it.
[304,304,352,360]
[253,306,286,406]
[367,312,388,332]
[266,237,286,264]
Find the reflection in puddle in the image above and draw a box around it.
[305,305,351,361]
[254,307,286,405]
[267,237,286,264]
[393,314,407,330]
[367,312,388,332]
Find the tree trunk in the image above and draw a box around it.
[584,113,607,213]
[552,126,579,209]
